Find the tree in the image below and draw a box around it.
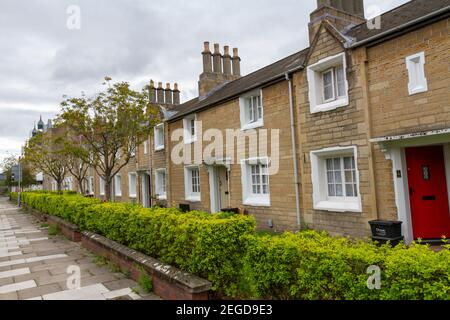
[1,154,36,188]
[59,77,159,201]
[23,128,68,192]
[58,129,91,195]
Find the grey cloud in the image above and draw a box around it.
[0,0,410,161]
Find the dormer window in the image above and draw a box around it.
[240,90,264,130]
[307,53,349,113]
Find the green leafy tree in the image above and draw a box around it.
[1,154,36,188]
[59,77,159,201]
[23,128,68,192]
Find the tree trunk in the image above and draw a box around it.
[57,180,63,194]
[105,179,112,202]
[77,178,85,195]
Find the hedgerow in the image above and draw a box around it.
[19,192,255,297]
[15,191,450,299]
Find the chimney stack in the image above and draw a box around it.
[232,48,241,77]
[223,46,232,76]
[310,0,365,45]
[198,41,242,98]
[202,42,212,73]
[157,82,164,104]
[173,83,180,105]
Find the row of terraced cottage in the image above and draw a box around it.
[43,0,450,244]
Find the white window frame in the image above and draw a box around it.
[143,140,149,155]
[88,176,94,195]
[406,51,428,95]
[155,168,167,200]
[240,157,271,207]
[128,172,137,198]
[184,165,201,202]
[99,177,106,196]
[183,115,197,144]
[154,124,165,151]
[239,89,264,131]
[114,174,122,197]
[307,52,349,113]
[310,146,362,213]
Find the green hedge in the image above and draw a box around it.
[20,192,255,297]
[241,231,450,300]
[16,191,450,299]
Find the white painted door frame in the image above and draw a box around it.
[385,140,450,244]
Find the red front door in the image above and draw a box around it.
[406,146,450,239]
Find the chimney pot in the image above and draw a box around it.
[173,83,180,105]
[165,83,173,105]
[203,41,211,53]
[156,82,164,103]
[223,45,232,76]
[202,41,213,73]
[149,79,156,103]
[232,48,241,77]
[214,43,220,54]
[213,43,223,74]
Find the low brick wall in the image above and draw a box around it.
[81,231,212,300]
[22,205,81,242]
[47,215,81,242]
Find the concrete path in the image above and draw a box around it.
[0,197,160,300]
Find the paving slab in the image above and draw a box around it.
[0,197,159,300]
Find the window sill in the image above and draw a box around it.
[154,145,165,151]
[311,97,348,114]
[129,194,137,199]
[157,194,167,200]
[185,195,201,202]
[184,137,198,145]
[243,196,270,207]
[408,85,428,96]
[241,120,264,131]
[314,200,361,213]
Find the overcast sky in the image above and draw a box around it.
[0,0,409,163]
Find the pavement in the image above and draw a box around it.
[0,196,160,300]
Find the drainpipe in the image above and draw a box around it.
[285,73,301,229]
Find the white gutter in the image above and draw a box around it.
[285,73,301,228]
[347,6,450,48]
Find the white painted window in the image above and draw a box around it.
[51,181,57,191]
[155,168,167,200]
[128,172,137,198]
[183,115,197,144]
[406,52,427,95]
[88,176,94,195]
[184,166,201,202]
[240,90,264,130]
[154,124,165,151]
[100,177,105,196]
[241,157,270,207]
[307,53,349,113]
[114,174,122,197]
[310,146,361,212]
[143,140,149,155]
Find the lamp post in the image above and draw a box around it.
[18,156,21,207]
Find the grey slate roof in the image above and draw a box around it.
[169,0,449,121]
[169,48,309,121]
[346,0,450,44]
